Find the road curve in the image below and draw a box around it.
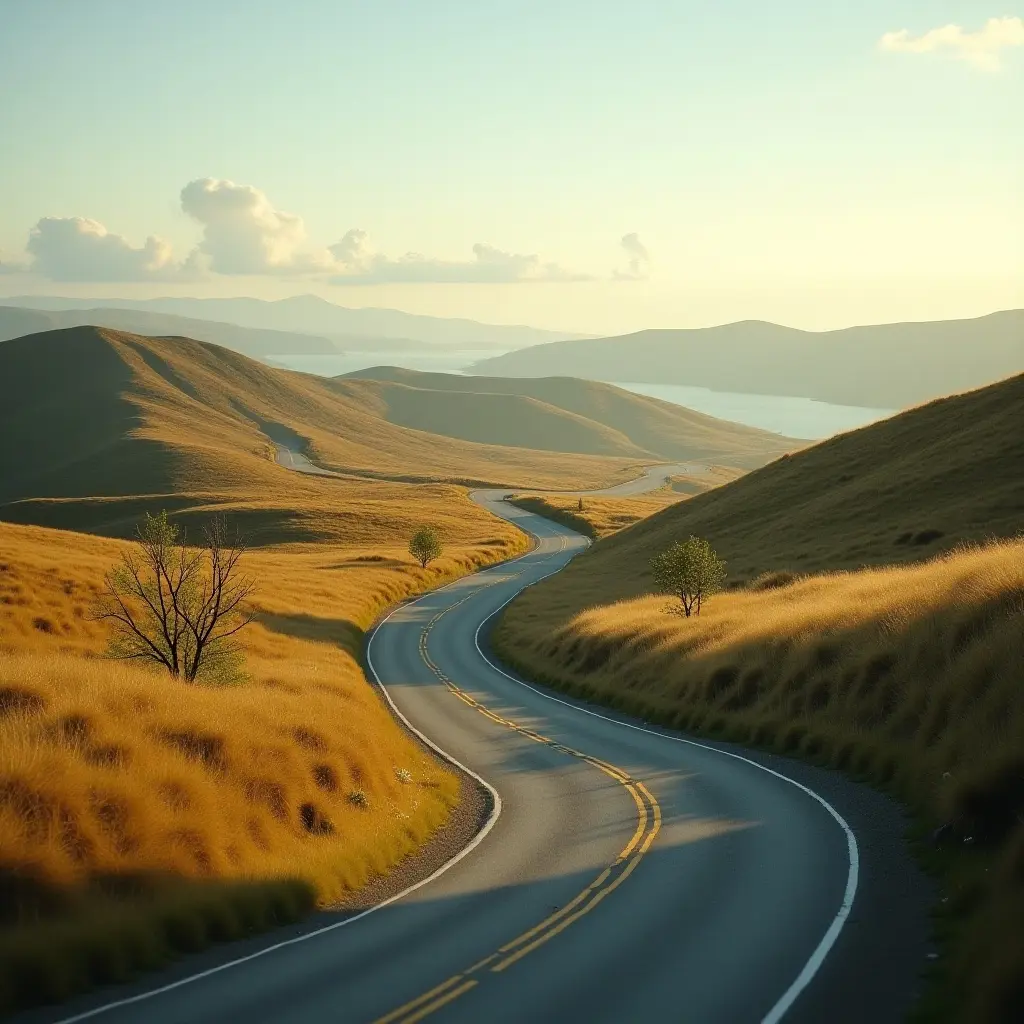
[26,477,930,1024]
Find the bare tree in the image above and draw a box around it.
[94,511,256,683]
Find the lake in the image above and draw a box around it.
[267,352,895,441]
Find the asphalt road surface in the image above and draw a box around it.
[28,471,930,1024]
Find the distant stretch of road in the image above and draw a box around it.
[31,457,928,1024]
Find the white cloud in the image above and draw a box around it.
[328,232,588,284]
[16,177,598,284]
[25,217,176,281]
[180,177,333,274]
[614,232,651,280]
[879,16,1024,71]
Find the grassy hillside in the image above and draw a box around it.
[470,310,1024,409]
[342,367,798,467]
[0,487,527,1011]
[0,327,641,522]
[494,372,1024,1022]
[0,304,339,357]
[528,369,1024,599]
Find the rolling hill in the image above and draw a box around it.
[340,367,798,466]
[0,327,653,526]
[470,310,1024,409]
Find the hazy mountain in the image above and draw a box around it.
[0,305,338,357]
[470,310,1024,409]
[8,294,590,349]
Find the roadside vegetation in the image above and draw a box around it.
[0,488,527,1013]
[495,373,1024,1022]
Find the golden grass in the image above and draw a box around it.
[0,487,527,1011]
[496,540,1024,1022]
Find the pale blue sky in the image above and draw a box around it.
[1,1,1020,332]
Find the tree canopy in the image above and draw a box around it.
[409,526,443,568]
[650,535,726,617]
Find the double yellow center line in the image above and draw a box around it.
[373,592,662,1024]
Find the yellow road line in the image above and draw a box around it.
[394,980,478,1024]
[373,975,469,1024]
[373,572,662,1023]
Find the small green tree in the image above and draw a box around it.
[94,512,256,683]
[650,535,726,617]
[409,526,443,568]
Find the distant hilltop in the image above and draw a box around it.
[470,310,1024,410]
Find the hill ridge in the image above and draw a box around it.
[470,309,1024,408]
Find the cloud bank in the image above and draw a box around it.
[328,230,587,284]
[26,217,176,281]
[879,16,1024,71]
[11,178,637,285]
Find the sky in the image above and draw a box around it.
[0,1,1021,334]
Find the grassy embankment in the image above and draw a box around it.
[494,372,1024,1022]
[0,493,528,1013]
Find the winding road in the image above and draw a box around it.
[30,464,930,1024]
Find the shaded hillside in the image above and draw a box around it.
[471,310,1024,409]
[514,370,1024,605]
[341,367,798,467]
[0,327,638,512]
[0,304,337,357]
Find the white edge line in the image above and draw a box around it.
[53,566,510,1024]
[468,497,860,1024]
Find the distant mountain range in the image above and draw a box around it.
[6,294,589,350]
[0,305,339,358]
[471,311,1024,409]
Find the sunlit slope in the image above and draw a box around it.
[0,327,640,507]
[341,366,798,467]
[535,369,1024,598]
